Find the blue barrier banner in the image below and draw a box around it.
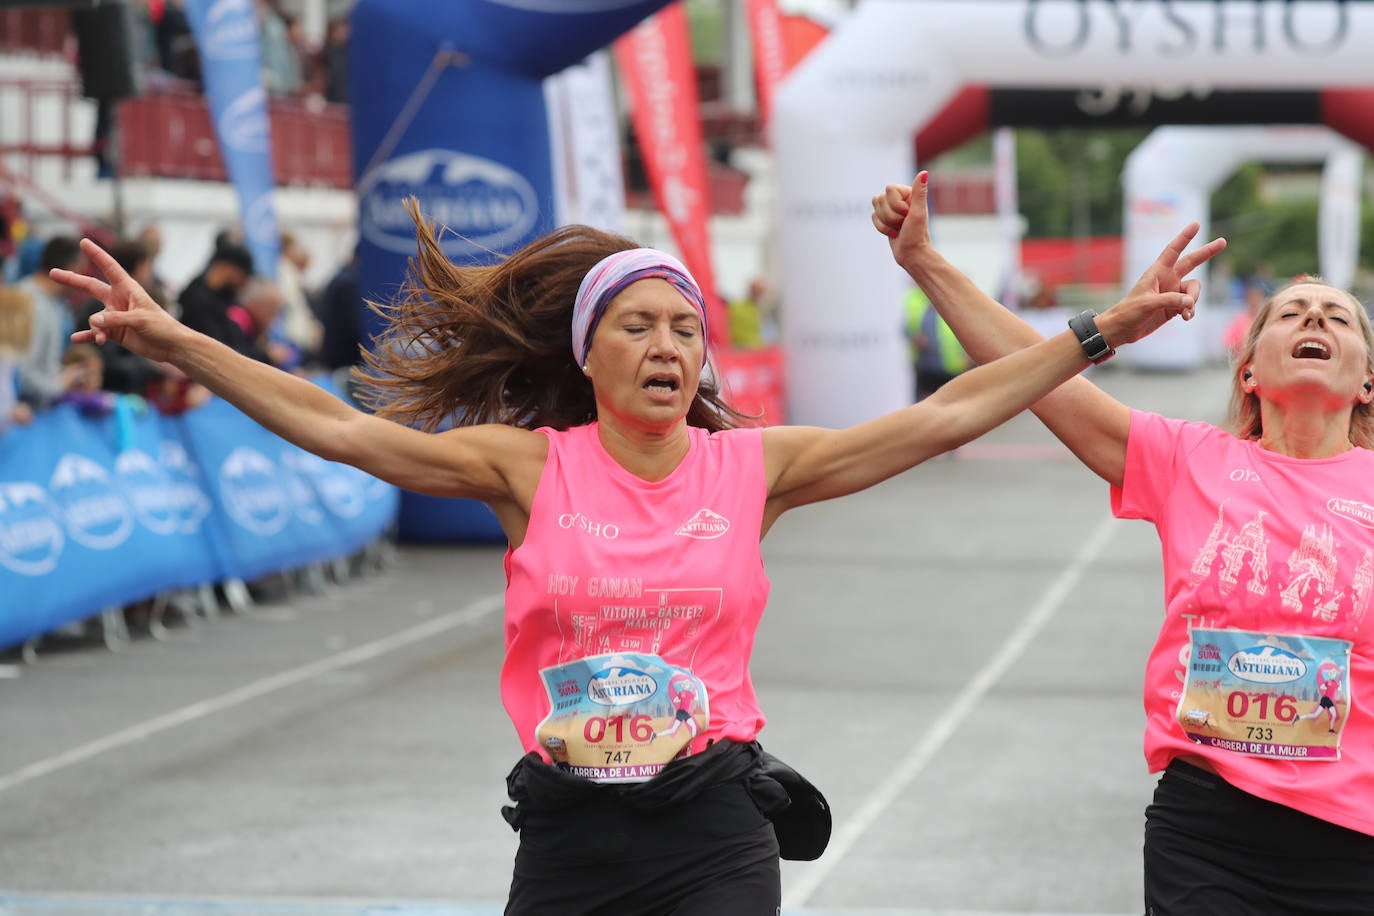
[178,397,344,581]
[185,0,280,279]
[312,374,401,552]
[0,386,399,651]
[0,405,217,649]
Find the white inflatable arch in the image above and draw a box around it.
[774,0,1374,426]
[1122,126,1364,369]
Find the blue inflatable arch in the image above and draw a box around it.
[348,0,673,541]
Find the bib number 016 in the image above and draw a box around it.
[1227,691,1297,722]
[583,714,655,743]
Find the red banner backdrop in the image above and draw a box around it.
[747,0,786,130]
[716,346,787,426]
[613,3,728,349]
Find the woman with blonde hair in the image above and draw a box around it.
[874,173,1374,914]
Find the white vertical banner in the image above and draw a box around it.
[993,127,1021,310]
[1318,146,1363,292]
[544,51,626,233]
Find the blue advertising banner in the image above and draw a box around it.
[0,383,399,651]
[0,404,218,649]
[348,0,671,541]
[184,0,280,280]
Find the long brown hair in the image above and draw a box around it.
[1227,276,1374,449]
[357,199,749,433]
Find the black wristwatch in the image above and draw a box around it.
[1068,309,1115,365]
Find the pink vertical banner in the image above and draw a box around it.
[613,3,727,348]
[747,0,786,131]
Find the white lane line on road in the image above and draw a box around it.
[782,515,1120,909]
[0,593,505,797]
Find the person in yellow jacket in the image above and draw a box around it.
[906,285,969,401]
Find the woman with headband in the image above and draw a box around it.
[56,197,1211,914]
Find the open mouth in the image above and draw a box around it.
[1291,339,1331,360]
[644,376,680,393]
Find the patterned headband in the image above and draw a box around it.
[571,248,709,368]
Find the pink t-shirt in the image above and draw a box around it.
[1113,409,1374,835]
[501,422,770,762]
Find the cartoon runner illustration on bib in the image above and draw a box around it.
[1293,659,1345,734]
[653,673,701,742]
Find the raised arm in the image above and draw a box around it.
[871,172,1225,487]
[55,239,545,537]
[761,187,1202,527]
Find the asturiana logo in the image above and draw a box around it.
[1328,497,1374,529]
[0,482,64,576]
[116,449,179,536]
[358,149,538,255]
[50,454,134,551]
[219,447,289,536]
[202,0,258,61]
[287,449,365,520]
[281,451,326,526]
[160,440,212,534]
[587,666,658,707]
[676,508,729,539]
[1227,645,1307,685]
[219,87,268,153]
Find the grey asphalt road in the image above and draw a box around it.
[0,362,1235,916]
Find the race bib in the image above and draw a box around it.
[1177,628,1352,761]
[534,653,710,784]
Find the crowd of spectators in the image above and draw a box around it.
[0,222,364,438]
[140,0,350,104]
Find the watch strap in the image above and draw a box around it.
[1068,309,1115,365]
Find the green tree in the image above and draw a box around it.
[1013,128,1148,238]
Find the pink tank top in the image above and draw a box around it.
[1114,409,1374,835]
[501,422,770,770]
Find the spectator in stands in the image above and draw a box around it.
[215,225,246,252]
[227,276,294,368]
[285,14,321,97]
[727,277,770,349]
[135,224,172,309]
[54,343,118,414]
[177,241,253,343]
[1222,279,1266,361]
[321,15,350,105]
[277,231,322,359]
[146,362,212,416]
[0,192,22,281]
[152,0,200,85]
[314,245,363,371]
[906,284,969,402]
[0,285,35,434]
[17,236,86,409]
[258,0,302,96]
